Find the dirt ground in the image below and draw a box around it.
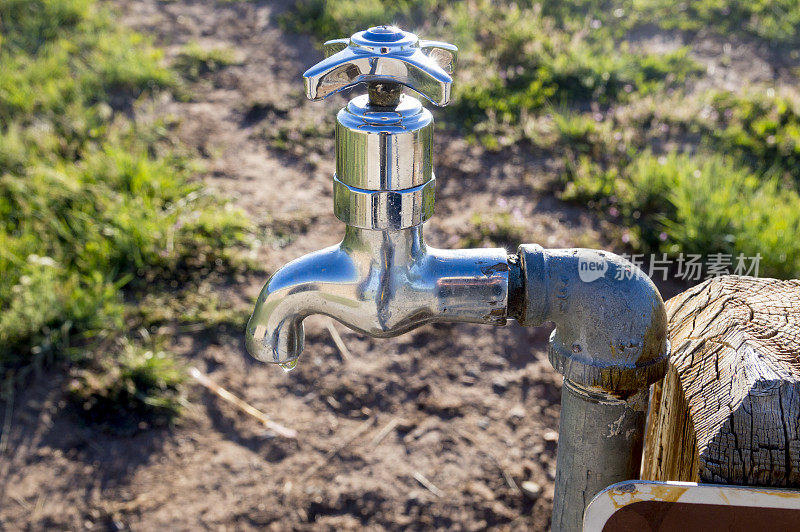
[0,1,708,530]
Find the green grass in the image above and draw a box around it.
[561,152,800,277]
[460,212,529,249]
[282,0,800,279]
[446,2,701,144]
[630,0,800,47]
[535,0,800,47]
[702,90,800,183]
[0,0,254,428]
[69,340,185,434]
[281,0,702,148]
[284,0,800,47]
[174,41,241,81]
[555,86,800,277]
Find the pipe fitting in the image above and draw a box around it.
[511,245,669,393]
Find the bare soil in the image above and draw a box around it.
[0,1,701,530]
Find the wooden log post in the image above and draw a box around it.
[643,276,800,486]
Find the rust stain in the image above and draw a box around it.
[649,484,691,502]
[607,483,690,509]
[635,298,668,365]
[747,488,800,500]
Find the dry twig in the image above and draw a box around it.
[482,451,521,495]
[189,367,297,439]
[9,494,30,511]
[325,318,352,363]
[368,417,402,451]
[453,427,521,494]
[413,471,444,497]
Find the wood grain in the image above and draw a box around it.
[643,276,800,486]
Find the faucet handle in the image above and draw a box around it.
[303,25,458,106]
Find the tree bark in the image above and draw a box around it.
[643,276,800,486]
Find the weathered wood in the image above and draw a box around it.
[643,276,800,486]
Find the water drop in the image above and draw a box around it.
[280,359,298,372]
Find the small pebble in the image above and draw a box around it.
[477,417,490,430]
[508,405,525,419]
[521,481,542,499]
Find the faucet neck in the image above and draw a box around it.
[332,94,436,232]
[341,225,426,265]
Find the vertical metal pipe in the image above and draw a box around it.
[551,380,648,532]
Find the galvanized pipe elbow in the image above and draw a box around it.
[511,245,669,392]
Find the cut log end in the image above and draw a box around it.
[643,275,800,487]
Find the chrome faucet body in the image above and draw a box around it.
[246,225,508,366]
[245,25,670,532]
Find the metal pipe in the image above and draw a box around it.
[509,245,669,532]
[552,381,648,531]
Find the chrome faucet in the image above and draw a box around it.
[246,25,508,369]
[245,25,670,532]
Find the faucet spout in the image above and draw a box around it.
[244,241,348,365]
[245,226,509,366]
